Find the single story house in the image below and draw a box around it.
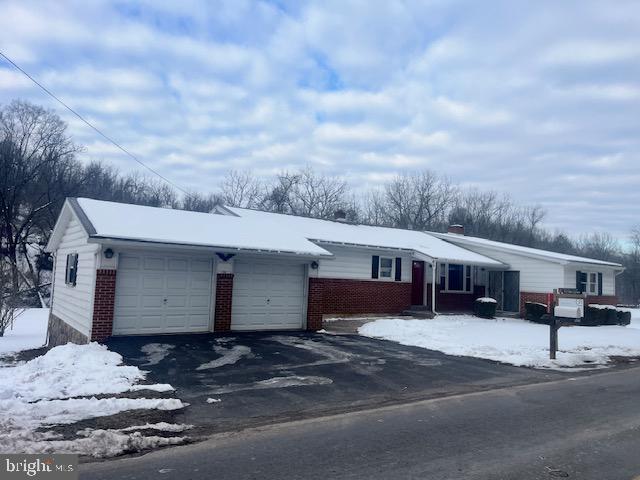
[45,198,506,345]
[431,227,624,315]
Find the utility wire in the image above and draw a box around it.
[0,50,192,196]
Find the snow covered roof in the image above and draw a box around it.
[48,198,505,266]
[430,232,623,268]
[221,206,505,266]
[51,198,333,257]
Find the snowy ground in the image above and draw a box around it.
[359,311,640,370]
[0,308,49,357]
[0,310,190,457]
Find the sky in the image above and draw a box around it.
[0,0,639,240]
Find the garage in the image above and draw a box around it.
[231,259,307,331]
[113,252,214,335]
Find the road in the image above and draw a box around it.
[81,366,640,480]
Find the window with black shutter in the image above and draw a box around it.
[65,253,78,287]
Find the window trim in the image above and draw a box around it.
[439,262,474,293]
[586,271,599,295]
[378,256,394,280]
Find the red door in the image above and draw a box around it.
[411,261,425,305]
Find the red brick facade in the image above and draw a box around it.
[585,295,617,306]
[91,269,117,342]
[426,284,486,312]
[214,273,234,332]
[306,277,412,330]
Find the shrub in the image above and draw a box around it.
[584,305,627,326]
[525,302,547,323]
[474,298,497,319]
[617,310,632,326]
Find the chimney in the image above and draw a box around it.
[448,224,465,235]
[333,209,347,222]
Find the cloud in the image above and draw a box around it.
[0,0,638,240]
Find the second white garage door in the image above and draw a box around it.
[232,260,306,330]
[113,253,213,335]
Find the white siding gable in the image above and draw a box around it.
[315,245,412,282]
[51,214,98,337]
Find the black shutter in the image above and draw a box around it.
[597,272,603,296]
[395,257,402,281]
[73,254,79,286]
[371,255,379,279]
[576,271,582,293]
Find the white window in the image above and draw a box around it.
[439,263,473,293]
[587,272,599,294]
[379,257,393,278]
[65,253,78,286]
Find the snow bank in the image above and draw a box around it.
[0,308,48,357]
[0,343,186,456]
[359,315,640,370]
[623,308,640,330]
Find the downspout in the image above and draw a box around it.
[431,259,437,315]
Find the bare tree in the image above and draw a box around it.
[0,100,81,305]
[220,170,262,208]
[259,171,300,214]
[181,191,223,212]
[578,232,620,262]
[288,168,349,218]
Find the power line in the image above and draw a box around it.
[0,50,192,196]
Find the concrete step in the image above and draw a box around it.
[402,310,435,319]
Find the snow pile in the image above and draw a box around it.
[0,308,48,357]
[623,308,640,330]
[475,297,497,303]
[0,343,186,456]
[588,304,617,310]
[196,344,253,370]
[359,315,640,370]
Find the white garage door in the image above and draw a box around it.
[113,253,213,335]
[232,260,306,331]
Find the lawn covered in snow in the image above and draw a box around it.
[0,308,48,357]
[0,341,189,457]
[359,313,640,370]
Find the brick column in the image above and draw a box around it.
[91,269,117,342]
[214,273,234,332]
[519,292,550,317]
[306,278,323,331]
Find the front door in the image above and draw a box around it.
[503,271,520,313]
[488,271,504,310]
[411,261,425,305]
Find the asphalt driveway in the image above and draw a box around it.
[106,331,564,437]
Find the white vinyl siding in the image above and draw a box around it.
[316,245,412,282]
[564,266,616,296]
[51,215,97,337]
[454,245,564,293]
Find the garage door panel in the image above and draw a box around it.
[113,253,212,335]
[232,260,305,331]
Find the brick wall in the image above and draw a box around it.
[91,269,117,342]
[306,277,412,330]
[214,273,234,332]
[585,295,618,306]
[426,284,486,312]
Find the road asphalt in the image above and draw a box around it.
[80,365,640,480]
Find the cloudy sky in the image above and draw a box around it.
[1,0,639,239]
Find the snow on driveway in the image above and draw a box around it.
[359,315,640,370]
[0,340,188,457]
[0,308,48,357]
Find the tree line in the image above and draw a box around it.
[1,99,638,323]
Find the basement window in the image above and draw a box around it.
[65,253,78,287]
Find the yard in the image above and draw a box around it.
[359,309,640,370]
[0,309,189,457]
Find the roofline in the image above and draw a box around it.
[430,232,622,268]
[67,197,97,235]
[87,236,333,258]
